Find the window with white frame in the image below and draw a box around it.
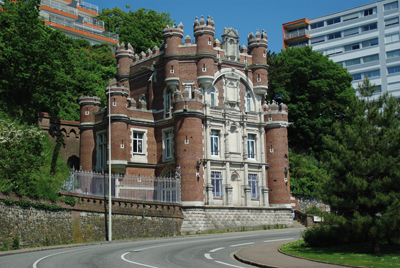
[163,129,174,161]
[185,84,192,98]
[344,42,360,52]
[210,87,216,106]
[248,174,259,199]
[211,171,223,197]
[384,2,398,11]
[385,33,399,43]
[385,17,399,27]
[132,132,144,154]
[246,91,252,111]
[248,134,256,159]
[211,130,219,156]
[96,131,107,171]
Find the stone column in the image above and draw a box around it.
[205,121,214,205]
[225,161,232,206]
[244,163,251,206]
[259,127,267,207]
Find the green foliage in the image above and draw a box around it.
[3,198,15,205]
[0,0,115,123]
[51,134,64,175]
[62,196,76,207]
[267,47,355,159]
[1,198,69,211]
[0,117,70,200]
[305,205,322,215]
[11,232,19,250]
[0,240,9,251]
[320,78,400,254]
[289,151,326,196]
[98,7,174,53]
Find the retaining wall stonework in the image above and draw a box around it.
[181,207,293,234]
[0,192,183,249]
[293,195,331,213]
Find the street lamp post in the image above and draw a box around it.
[108,86,112,242]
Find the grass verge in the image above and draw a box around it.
[280,239,400,268]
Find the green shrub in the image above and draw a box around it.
[305,205,322,215]
[301,224,350,247]
[0,240,9,251]
[11,232,19,250]
[3,198,14,205]
[63,196,76,207]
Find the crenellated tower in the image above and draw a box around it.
[264,101,290,207]
[115,43,134,88]
[248,29,268,99]
[163,23,183,92]
[194,15,215,90]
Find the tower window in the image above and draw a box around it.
[257,74,261,82]
[208,38,212,45]
[202,64,206,72]
[170,66,174,74]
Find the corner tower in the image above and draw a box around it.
[248,29,268,98]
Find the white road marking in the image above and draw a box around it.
[204,253,213,259]
[215,260,244,267]
[209,247,224,252]
[33,248,83,268]
[229,242,254,247]
[263,238,294,243]
[121,252,159,268]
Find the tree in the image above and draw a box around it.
[98,7,174,53]
[289,152,325,197]
[0,0,115,123]
[319,78,400,254]
[267,47,356,159]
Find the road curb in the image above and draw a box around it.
[277,247,367,268]
[234,248,280,268]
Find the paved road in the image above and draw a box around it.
[0,228,302,268]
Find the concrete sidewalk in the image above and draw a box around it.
[234,240,346,268]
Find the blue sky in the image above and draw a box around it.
[95,0,379,53]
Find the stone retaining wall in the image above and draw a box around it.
[181,206,292,234]
[0,192,183,249]
[293,195,330,213]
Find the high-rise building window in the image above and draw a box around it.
[364,8,373,16]
[387,49,400,59]
[327,17,340,25]
[362,23,377,32]
[211,171,223,197]
[388,65,400,74]
[310,21,324,29]
[385,33,399,43]
[211,130,219,156]
[384,2,398,11]
[385,17,399,27]
[328,32,341,40]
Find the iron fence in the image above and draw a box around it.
[61,170,181,203]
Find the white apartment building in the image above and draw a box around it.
[282,0,400,101]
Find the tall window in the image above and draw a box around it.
[165,91,171,117]
[211,130,219,156]
[211,87,216,106]
[164,131,173,159]
[248,134,256,159]
[185,84,192,98]
[211,171,223,197]
[97,132,107,171]
[132,132,143,153]
[246,91,252,111]
[161,170,176,202]
[248,174,259,199]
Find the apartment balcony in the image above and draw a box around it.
[41,0,78,19]
[77,1,98,17]
[82,16,104,30]
[42,15,118,43]
[284,28,310,40]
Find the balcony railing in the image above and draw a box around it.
[83,16,104,28]
[284,28,310,39]
[42,15,119,41]
[41,0,78,16]
[79,1,98,13]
